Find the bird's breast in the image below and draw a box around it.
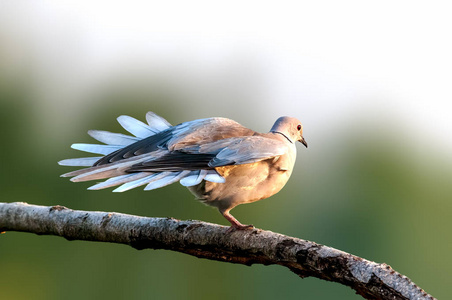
[188,154,295,210]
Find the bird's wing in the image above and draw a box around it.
[129,135,289,172]
[59,114,255,190]
[93,117,254,166]
[205,136,289,167]
[59,112,172,179]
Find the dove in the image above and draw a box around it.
[59,112,307,230]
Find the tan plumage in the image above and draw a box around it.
[59,112,307,230]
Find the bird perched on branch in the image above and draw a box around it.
[59,112,307,230]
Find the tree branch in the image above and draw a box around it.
[0,202,435,300]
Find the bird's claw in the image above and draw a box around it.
[226,224,255,233]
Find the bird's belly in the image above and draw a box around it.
[187,161,292,211]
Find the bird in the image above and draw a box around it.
[59,112,307,230]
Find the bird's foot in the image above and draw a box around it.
[226,223,255,233]
[222,210,255,233]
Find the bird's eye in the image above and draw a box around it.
[297,124,302,131]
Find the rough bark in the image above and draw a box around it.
[0,202,435,300]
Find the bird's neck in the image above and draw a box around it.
[270,131,293,144]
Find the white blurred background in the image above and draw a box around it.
[2,1,452,143]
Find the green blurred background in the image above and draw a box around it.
[1,1,451,299]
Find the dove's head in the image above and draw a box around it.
[270,116,308,148]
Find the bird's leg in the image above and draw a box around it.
[221,209,254,231]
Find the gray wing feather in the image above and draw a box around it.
[71,143,122,155]
[144,171,190,190]
[58,157,103,167]
[179,170,208,186]
[88,173,151,190]
[88,130,140,146]
[113,173,163,192]
[146,111,172,131]
[204,171,226,183]
[117,115,158,137]
[190,136,288,167]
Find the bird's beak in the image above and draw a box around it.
[299,136,308,148]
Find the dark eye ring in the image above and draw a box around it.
[297,124,302,131]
